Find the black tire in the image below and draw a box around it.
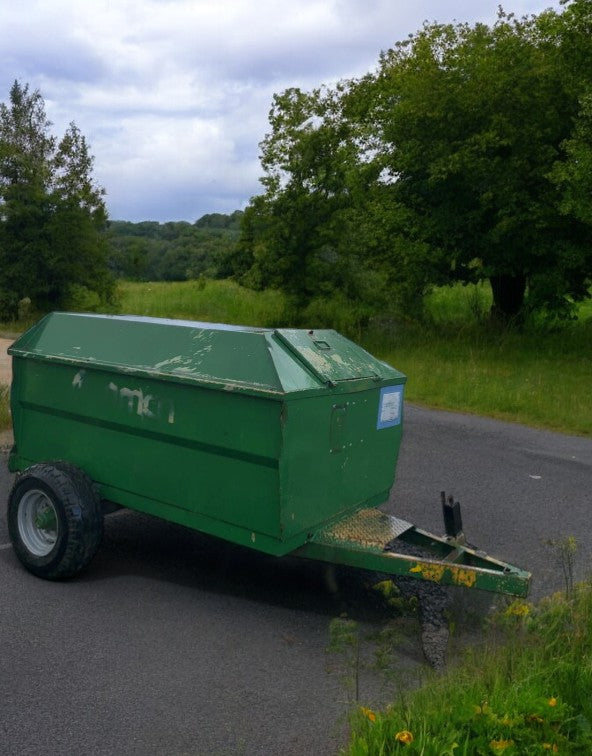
[7,462,104,580]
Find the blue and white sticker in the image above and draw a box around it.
[377,385,403,429]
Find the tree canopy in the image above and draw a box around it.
[0,81,113,317]
[238,1,592,322]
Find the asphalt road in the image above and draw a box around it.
[1,405,591,755]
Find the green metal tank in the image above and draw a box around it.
[9,313,406,556]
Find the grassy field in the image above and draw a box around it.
[115,279,288,327]
[346,577,592,754]
[115,279,591,436]
[369,324,592,436]
[0,279,590,435]
[370,284,591,436]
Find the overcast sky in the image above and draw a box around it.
[0,0,562,223]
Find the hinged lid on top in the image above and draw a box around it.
[274,329,384,386]
[9,313,404,397]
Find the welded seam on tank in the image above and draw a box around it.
[18,401,280,469]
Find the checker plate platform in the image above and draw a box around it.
[311,508,413,551]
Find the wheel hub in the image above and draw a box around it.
[17,489,59,557]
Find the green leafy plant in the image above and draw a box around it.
[0,385,10,432]
[546,536,578,597]
[344,578,592,754]
[328,616,362,704]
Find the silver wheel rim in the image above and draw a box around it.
[17,489,59,557]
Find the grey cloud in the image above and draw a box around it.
[0,28,106,86]
[107,172,257,222]
[0,0,563,222]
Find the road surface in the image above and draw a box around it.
[0,397,590,754]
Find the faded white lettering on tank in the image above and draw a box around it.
[119,387,155,418]
[72,370,86,389]
[107,381,175,424]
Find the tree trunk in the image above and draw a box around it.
[489,273,527,324]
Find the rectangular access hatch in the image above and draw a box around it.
[274,329,382,386]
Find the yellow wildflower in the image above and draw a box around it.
[360,707,376,723]
[395,730,414,745]
[504,600,531,618]
[548,697,558,707]
[542,745,558,753]
[489,739,514,752]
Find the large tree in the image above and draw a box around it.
[0,81,113,317]
[552,91,592,226]
[370,4,592,320]
[241,1,592,322]
[237,84,393,311]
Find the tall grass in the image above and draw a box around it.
[115,279,288,327]
[0,385,10,431]
[423,280,493,326]
[346,580,592,754]
[366,322,592,436]
[359,281,592,436]
[115,279,373,335]
[0,279,590,436]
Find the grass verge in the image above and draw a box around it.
[346,578,592,754]
[0,280,590,436]
[366,322,592,437]
[0,385,10,432]
[114,278,288,327]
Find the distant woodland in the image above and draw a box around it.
[106,211,243,282]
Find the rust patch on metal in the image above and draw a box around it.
[409,562,479,588]
[316,509,413,550]
[449,565,478,588]
[409,562,446,583]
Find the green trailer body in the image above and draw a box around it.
[7,313,530,597]
[8,313,406,555]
